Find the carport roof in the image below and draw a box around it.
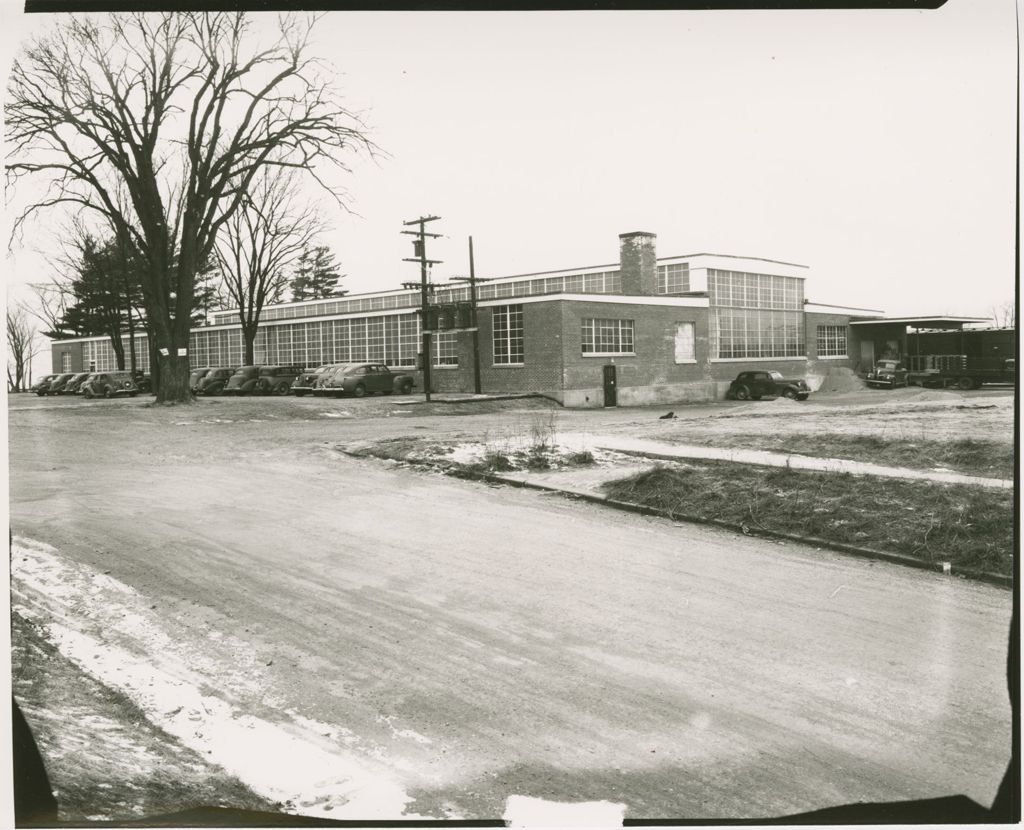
[849,316,991,328]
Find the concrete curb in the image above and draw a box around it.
[340,450,1012,590]
[393,393,563,407]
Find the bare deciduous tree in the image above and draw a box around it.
[7,12,374,401]
[990,301,1015,329]
[214,167,323,366]
[7,305,40,391]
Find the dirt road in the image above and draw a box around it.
[8,394,1014,820]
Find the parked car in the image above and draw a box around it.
[865,359,909,389]
[40,373,77,396]
[60,372,92,395]
[31,375,59,395]
[291,364,343,396]
[81,371,139,399]
[726,370,809,401]
[315,363,416,398]
[133,372,153,393]
[254,365,303,395]
[223,366,261,395]
[194,367,236,396]
[188,368,214,392]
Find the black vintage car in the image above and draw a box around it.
[291,364,342,396]
[61,372,93,394]
[194,367,235,396]
[224,365,302,395]
[81,371,139,399]
[314,363,416,397]
[726,370,810,401]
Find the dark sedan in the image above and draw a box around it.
[726,370,809,401]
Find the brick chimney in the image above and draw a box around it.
[618,231,657,295]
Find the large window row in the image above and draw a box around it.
[712,309,804,359]
[581,318,634,355]
[708,270,803,310]
[492,305,524,365]
[816,324,848,357]
[82,336,152,373]
[191,313,421,368]
[212,271,627,326]
[657,263,690,294]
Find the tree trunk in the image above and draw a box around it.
[154,352,191,403]
[126,309,137,376]
[243,326,256,366]
[148,336,161,397]
[110,332,126,371]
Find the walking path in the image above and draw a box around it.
[550,433,1012,490]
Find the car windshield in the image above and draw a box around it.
[232,368,254,376]
[768,371,784,380]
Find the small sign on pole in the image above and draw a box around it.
[158,348,169,357]
[177,348,187,357]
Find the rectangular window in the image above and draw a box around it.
[492,304,524,364]
[707,269,806,359]
[674,322,695,362]
[708,269,804,310]
[658,263,690,294]
[816,324,848,357]
[581,318,634,355]
[433,332,458,366]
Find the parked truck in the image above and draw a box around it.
[906,355,1015,390]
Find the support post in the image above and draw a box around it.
[469,236,482,395]
[401,215,443,402]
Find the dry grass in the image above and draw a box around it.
[670,433,1013,479]
[602,462,1014,575]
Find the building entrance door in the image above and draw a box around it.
[859,340,875,372]
[603,364,617,407]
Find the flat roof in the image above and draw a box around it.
[850,316,992,328]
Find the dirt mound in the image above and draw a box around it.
[812,367,866,394]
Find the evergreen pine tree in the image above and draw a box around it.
[289,246,315,302]
[307,245,346,299]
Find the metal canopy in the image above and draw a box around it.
[849,316,992,329]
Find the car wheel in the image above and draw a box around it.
[782,388,797,400]
[103,388,112,399]
[353,383,366,398]
[399,381,413,395]
[734,386,750,401]
[956,376,974,391]
[83,389,94,399]
[274,382,290,396]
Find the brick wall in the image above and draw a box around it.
[558,300,716,406]
[477,302,566,399]
[51,341,84,373]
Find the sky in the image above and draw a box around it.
[2,1,1018,374]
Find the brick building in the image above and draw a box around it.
[50,231,882,406]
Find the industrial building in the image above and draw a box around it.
[51,230,893,406]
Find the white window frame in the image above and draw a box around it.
[492,304,524,365]
[581,318,635,356]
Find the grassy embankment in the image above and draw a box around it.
[602,462,1013,576]
[667,433,1013,480]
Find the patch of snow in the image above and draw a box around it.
[504,795,626,827]
[320,411,353,418]
[11,537,431,821]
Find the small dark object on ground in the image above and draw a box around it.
[659,411,677,419]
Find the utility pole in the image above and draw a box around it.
[452,237,491,395]
[468,237,482,394]
[401,215,442,401]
